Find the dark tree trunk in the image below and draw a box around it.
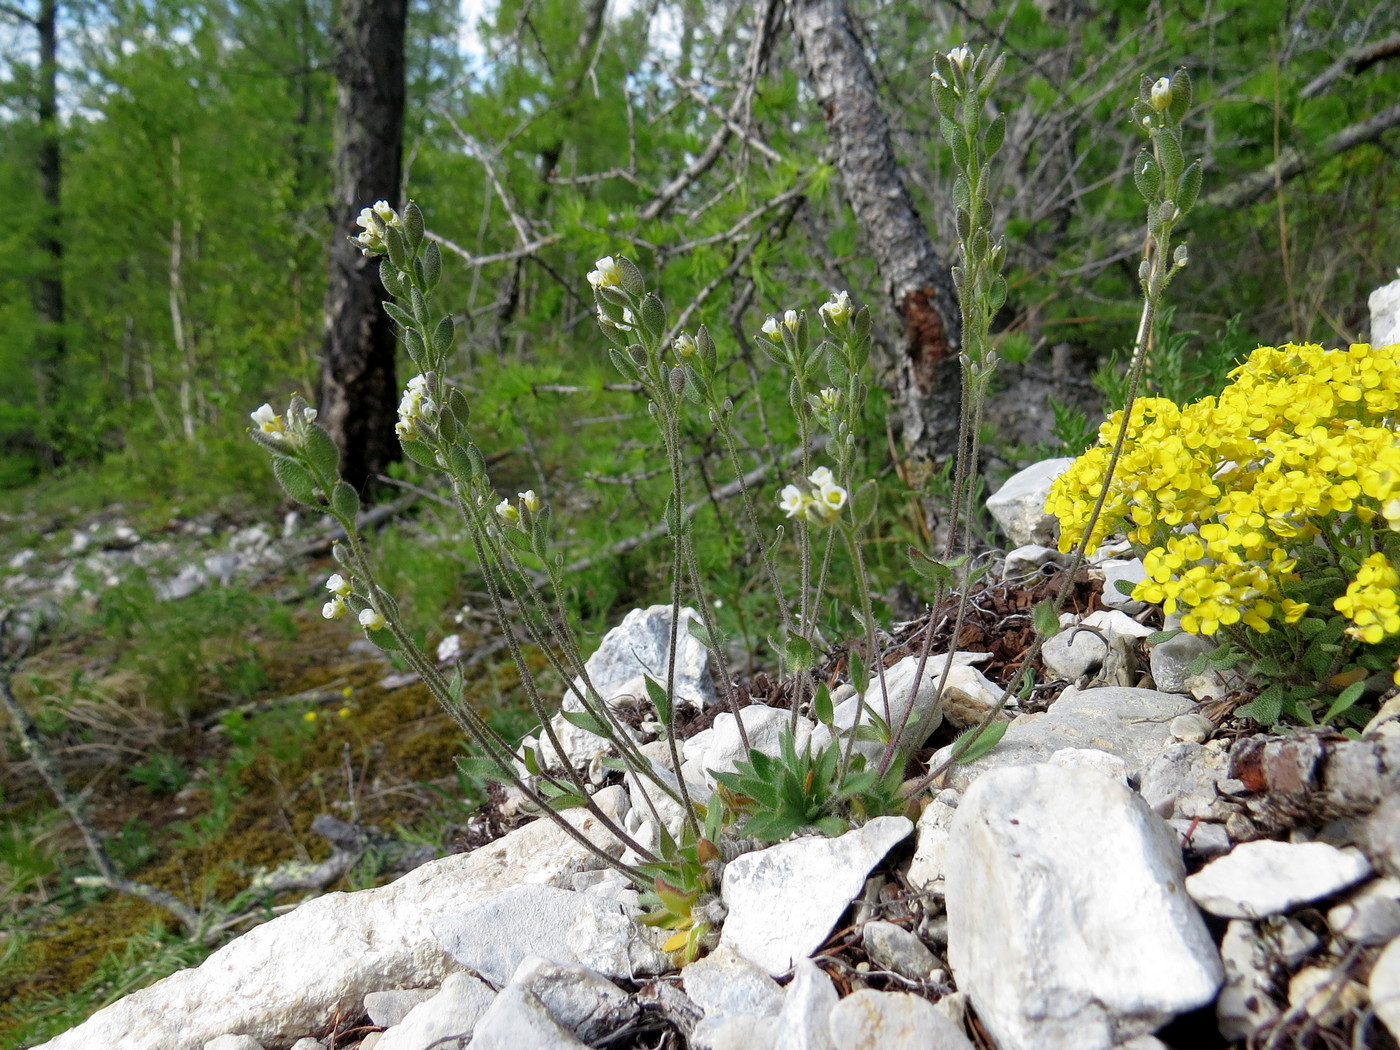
[789,0,962,471]
[35,0,64,469]
[318,0,408,497]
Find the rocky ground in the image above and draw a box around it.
[7,462,1400,1050]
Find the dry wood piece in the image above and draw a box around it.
[1225,730,1400,838]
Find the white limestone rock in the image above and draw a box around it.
[509,956,639,1043]
[687,705,811,789]
[775,958,839,1050]
[683,944,785,1050]
[202,1037,264,1050]
[1002,544,1064,581]
[470,985,589,1050]
[987,458,1074,548]
[432,884,669,985]
[373,972,495,1050]
[1148,630,1214,695]
[931,685,1196,793]
[363,988,436,1028]
[541,605,715,773]
[1041,628,1109,680]
[1215,916,1317,1041]
[1185,840,1372,919]
[862,920,939,981]
[907,789,961,894]
[826,989,974,1050]
[1097,557,1148,613]
[810,653,999,764]
[32,789,631,1050]
[1370,935,1400,1042]
[944,763,1223,1050]
[1371,278,1400,347]
[1136,742,1235,823]
[1328,877,1400,946]
[719,816,913,974]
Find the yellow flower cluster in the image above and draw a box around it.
[1334,552,1400,644]
[1046,342,1400,637]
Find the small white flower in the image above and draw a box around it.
[783,309,799,332]
[322,597,348,620]
[301,406,317,425]
[779,483,809,519]
[761,316,783,344]
[358,608,386,631]
[519,490,540,514]
[372,200,399,225]
[587,256,622,291]
[814,481,848,520]
[355,207,382,233]
[808,466,835,488]
[818,290,853,329]
[1150,76,1172,111]
[437,633,463,663]
[948,45,973,71]
[325,574,352,597]
[674,333,697,358]
[250,403,283,437]
[496,498,519,523]
[818,388,840,409]
[396,375,435,441]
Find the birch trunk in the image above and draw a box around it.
[318,0,408,497]
[790,0,962,475]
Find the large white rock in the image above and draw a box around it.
[508,956,638,1043]
[1185,840,1372,919]
[809,653,1000,764]
[775,958,839,1050]
[542,605,715,772]
[469,985,589,1050]
[1371,278,1400,347]
[987,458,1074,548]
[826,989,974,1050]
[373,972,495,1050]
[719,816,913,974]
[944,764,1223,1050]
[33,790,631,1050]
[932,685,1196,793]
[683,944,786,1050]
[431,884,670,984]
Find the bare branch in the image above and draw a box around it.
[1302,31,1400,99]
[427,230,561,269]
[1204,100,1400,212]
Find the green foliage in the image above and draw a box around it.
[710,726,905,842]
[83,573,294,720]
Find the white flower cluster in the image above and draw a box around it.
[779,466,848,525]
[818,290,853,330]
[351,200,401,257]
[587,256,622,291]
[250,402,316,442]
[322,573,351,619]
[761,310,800,344]
[396,374,436,441]
[495,489,541,524]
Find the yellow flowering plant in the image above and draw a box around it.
[1047,340,1400,728]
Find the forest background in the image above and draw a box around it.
[1,0,1400,1044]
[2,0,1398,504]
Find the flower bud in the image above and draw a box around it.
[1150,76,1172,112]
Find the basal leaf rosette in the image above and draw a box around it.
[1047,342,1400,724]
